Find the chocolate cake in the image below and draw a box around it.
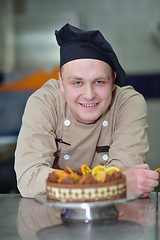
[46,165,126,202]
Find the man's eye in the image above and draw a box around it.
[95,80,104,84]
[74,81,82,86]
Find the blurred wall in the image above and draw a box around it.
[146,99,160,170]
[0,0,160,73]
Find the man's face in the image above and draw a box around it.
[59,59,116,124]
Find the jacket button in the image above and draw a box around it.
[102,120,108,126]
[102,154,108,161]
[64,120,71,126]
[64,155,70,160]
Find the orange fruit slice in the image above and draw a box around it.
[105,166,121,175]
[54,169,66,175]
[58,173,79,183]
[92,165,106,175]
[66,165,74,174]
[155,168,160,173]
[53,169,69,182]
[70,173,79,183]
[81,164,91,175]
[92,165,107,182]
[79,174,90,184]
[57,172,69,183]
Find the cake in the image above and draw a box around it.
[46,164,126,202]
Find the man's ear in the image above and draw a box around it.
[112,71,117,91]
[59,72,64,92]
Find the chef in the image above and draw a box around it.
[15,23,159,198]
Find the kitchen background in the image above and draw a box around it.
[0,0,160,193]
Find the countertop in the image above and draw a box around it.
[0,192,159,240]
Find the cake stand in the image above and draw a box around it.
[35,192,142,222]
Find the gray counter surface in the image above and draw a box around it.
[0,192,159,240]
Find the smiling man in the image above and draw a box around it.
[15,24,159,198]
[59,59,116,124]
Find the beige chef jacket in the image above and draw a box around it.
[14,79,149,198]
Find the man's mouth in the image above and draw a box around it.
[80,103,98,107]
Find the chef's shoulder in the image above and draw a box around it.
[115,85,147,111]
[32,79,60,99]
[27,79,62,105]
[22,79,62,129]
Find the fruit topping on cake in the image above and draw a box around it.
[46,164,126,202]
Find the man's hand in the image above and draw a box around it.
[123,164,159,198]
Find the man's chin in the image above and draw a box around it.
[76,116,99,124]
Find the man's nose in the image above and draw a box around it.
[83,85,96,100]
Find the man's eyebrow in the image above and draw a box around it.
[64,75,112,83]
[67,75,111,80]
[94,75,111,80]
[67,76,82,80]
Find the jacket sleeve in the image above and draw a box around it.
[14,92,58,198]
[108,88,149,170]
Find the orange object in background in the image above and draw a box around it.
[0,66,60,91]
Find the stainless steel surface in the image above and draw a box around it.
[0,193,159,240]
[60,205,119,222]
[35,192,142,222]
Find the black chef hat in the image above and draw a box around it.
[55,23,126,86]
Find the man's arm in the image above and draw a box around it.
[108,87,149,170]
[107,87,158,196]
[15,92,58,198]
